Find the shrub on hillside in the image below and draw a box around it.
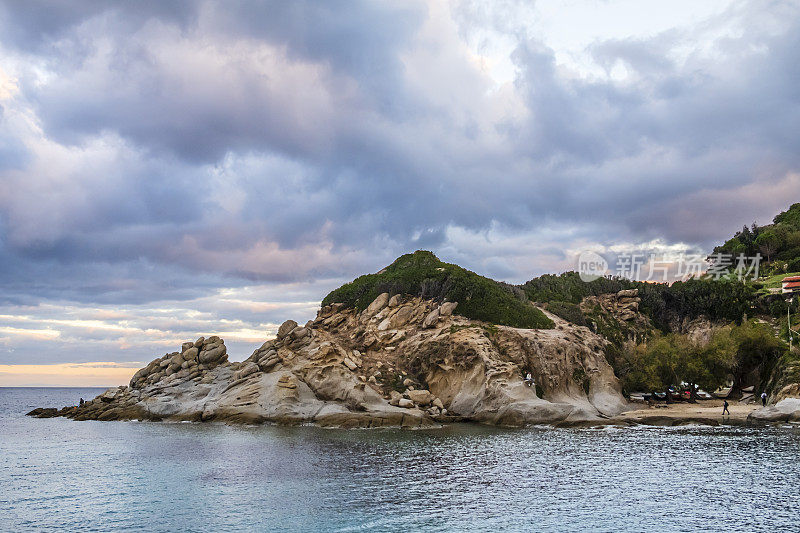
[322,251,554,329]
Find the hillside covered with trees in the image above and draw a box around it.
[712,202,800,273]
[325,204,800,400]
[322,250,554,329]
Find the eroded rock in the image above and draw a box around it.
[34,295,627,428]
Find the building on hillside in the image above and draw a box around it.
[782,275,800,295]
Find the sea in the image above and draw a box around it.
[1,387,799,532]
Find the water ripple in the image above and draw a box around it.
[2,388,799,532]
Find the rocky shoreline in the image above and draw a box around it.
[27,292,800,429]
[28,293,630,428]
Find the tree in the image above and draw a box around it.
[773,202,800,227]
[756,230,779,262]
[685,328,737,400]
[728,321,787,397]
[628,331,736,401]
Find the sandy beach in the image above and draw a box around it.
[614,399,762,426]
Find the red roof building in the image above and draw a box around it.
[782,276,800,294]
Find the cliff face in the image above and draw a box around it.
[30,294,627,428]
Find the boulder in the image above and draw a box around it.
[181,342,194,352]
[194,336,205,347]
[389,390,403,406]
[289,326,310,340]
[182,347,198,360]
[234,362,260,381]
[199,344,226,364]
[617,289,638,298]
[287,326,312,348]
[398,398,414,408]
[259,355,281,372]
[407,389,433,406]
[365,293,390,317]
[100,388,121,403]
[423,309,440,328]
[388,294,401,307]
[390,306,415,328]
[277,320,298,340]
[439,302,457,316]
[748,398,800,422]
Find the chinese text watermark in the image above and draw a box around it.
[577,252,761,283]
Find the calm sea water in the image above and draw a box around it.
[1,387,799,532]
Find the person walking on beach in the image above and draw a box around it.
[761,392,767,407]
[722,400,730,416]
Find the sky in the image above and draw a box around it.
[1,0,799,386]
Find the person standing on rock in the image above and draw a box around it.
[722,400,730,416]
[761,392,767,407]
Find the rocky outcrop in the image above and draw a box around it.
[30,294,628,428]
[128,336,228,390]
[747,398,800,423]
[763,356,800,404]
[582,289,645,324]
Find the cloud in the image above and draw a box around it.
[0,0,799,373]
[0,361,140,387]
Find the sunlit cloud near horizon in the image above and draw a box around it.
[1,0,799,385]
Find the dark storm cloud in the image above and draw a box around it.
[0,1,201,52]
[0,0,424,163]
[507,2,800,244]
[0,0,799,310]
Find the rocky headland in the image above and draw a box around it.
[29,292,631,428]
[28,250,800,429]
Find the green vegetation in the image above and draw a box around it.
[615,321,786,395]
[522,271,755,330]
[321,204,800,398]
[712,202,800,275]
[522,271,634,304]
[634,278,755,329]
[759,271,800,290]
[764,349,800,398]
[615,329,733,395]
[544,301,588,326]
[731,321,787,392]
[773,202,800,227]
[322,251,554,329]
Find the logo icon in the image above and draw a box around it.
[577,251,608,282]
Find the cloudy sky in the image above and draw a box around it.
[1,0,798,385]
